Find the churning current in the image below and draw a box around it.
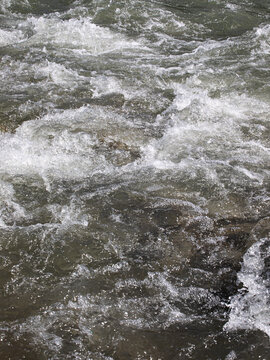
[0,0,270,359]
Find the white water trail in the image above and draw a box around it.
[225,237,270,337]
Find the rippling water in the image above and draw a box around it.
[0,1,270,359]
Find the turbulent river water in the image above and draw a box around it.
[0,0,270,359]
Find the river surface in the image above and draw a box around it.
[0,1,270,359]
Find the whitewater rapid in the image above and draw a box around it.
[0,1,270,359]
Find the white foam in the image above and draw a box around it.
[254,24,270,55]
[35,61,85,87]
[0,104,147,184]
[0,28,25,46]
[0,0,30,14]
[27,16,138,55]
[0,107,110,180]
[225,3,240,11]
[142,82,270,188]
[0,0,13,13]
[0,180,26,227]
[91,76,124,98]
[48,201,89,227]
[225,350,237,360]
[18,314,63,353]
[0,0,11,12]
[224,238,270,337]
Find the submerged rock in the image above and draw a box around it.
[95,136,141,166]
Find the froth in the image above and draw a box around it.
[36,61,84,87]
[142,81,270,190]
[0,108,109,180]
[28,16,138,54]
[0,0,30,14]
[224,237,270,337]
[0,28,25,46]
[0,181,26,227]
[254,24,270,55]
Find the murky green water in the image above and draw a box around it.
[0,1,270,359]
